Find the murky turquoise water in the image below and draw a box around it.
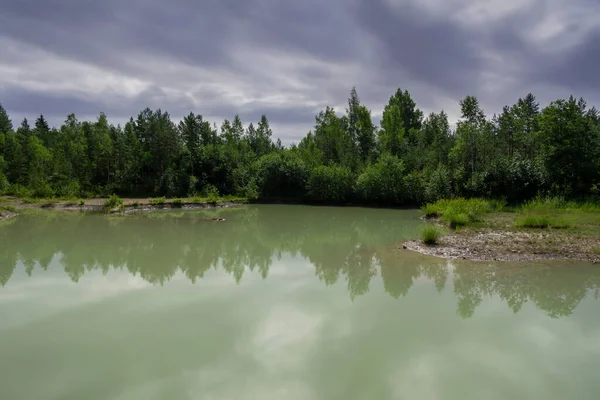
[1,205,599,399]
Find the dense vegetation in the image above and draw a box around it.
[1,87,599,204]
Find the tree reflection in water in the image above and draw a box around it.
[1,207,599,318]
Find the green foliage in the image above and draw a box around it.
[244,180,259,201]
[422,198,505,228]
[0,171,9,194]
[79,199,85,206]
[308,165,354,203]
[0,88,599,206]
[149,196,166,205]
[421,225,442,245]
[515,216,570,229]
[254,152,309,199]
[356,154,406,205]
[104,194,123,211]
[425,165,452,202]
[203,184,220,204]
[0,205,16,213]
[171,198,184,208]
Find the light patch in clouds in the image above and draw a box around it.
[1,0,600,142]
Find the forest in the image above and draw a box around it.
[1,87,599,205]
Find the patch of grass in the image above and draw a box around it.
[188,196,206,204]
[515,216,551,229]
[171,198,184,208]
[79,199,85,206]
[594,248,600,255]
[0,205,16,212]
[131,201,140,208]
[148,197,166,205]
[442,209,470,229]
[423,198,505,228]
[421,225,443,245]
[515,215,571,229]
[104,194,124,211]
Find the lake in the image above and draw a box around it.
[1,205,599,400]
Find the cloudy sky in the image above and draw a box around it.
[1,0,599,143]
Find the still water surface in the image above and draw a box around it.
[1,205,599,399]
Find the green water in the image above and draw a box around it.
[1,205,599,400]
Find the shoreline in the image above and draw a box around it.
[0,196,247,216]
[402,215,600,263]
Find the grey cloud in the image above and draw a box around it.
[1,0,600,141]
[356,0,485,96]
[533,30,600,93]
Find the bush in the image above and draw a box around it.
[421,225,442,245]
[31,181,55,198]
[244,180,259,201]
[79,199,85,206]
[172,198,184,208]
[0,172,9,195]
[425,165,452,202]
[149,197,166,205]
[307,165,354,203]
[104,194,123,211]
[254,152,309,200]
[203,184,220,204]
[356,154,406,205]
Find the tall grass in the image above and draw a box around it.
[148,197,166,205]
[521,196,600,213]
[421,225,443,245]
[421,198,505,228]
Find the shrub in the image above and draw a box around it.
[0,171,9,195]
[425,165,452,202]
[79,199,85,206]
[172,198,184,208]
[356,154,406,205]
[307,165,354,203]
[104,194,123,211]
[244,180,259,201]
[149,196,166,205]
[203,184,220,204]
[253,152,309,200]
[421,225,442,245]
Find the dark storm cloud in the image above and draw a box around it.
[355,0,485,96]
[1,0,600,139]
[534,30,600,92]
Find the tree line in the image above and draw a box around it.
[1,87,599,203]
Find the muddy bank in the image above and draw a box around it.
[0,196,246,215]
[403,228,600,263]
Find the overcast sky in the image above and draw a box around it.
[1,0,599,143]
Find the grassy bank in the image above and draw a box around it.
[411,197,600,261]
